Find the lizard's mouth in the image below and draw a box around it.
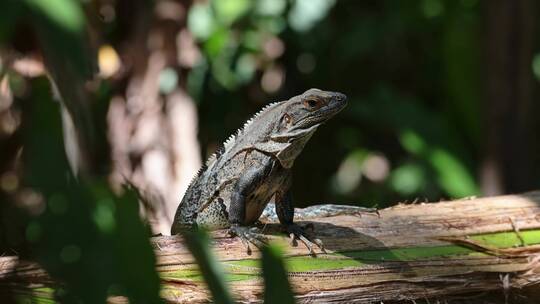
[271,123,319,142]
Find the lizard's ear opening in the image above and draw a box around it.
[281,113,293,127]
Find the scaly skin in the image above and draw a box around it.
[171,89,347,254]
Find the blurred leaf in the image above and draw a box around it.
[159,68,179,94]
[399,129,478,197]
[113,187,162,303]
[399,129,426,155]
[24,0,98,174]
[205,27,233,59]
[25,0,84,33]
[182,229,234,304]
[93,197,116,235]
[332,149,368,195]
[21,78,161,303]
[211,56,239,90]
[22,77,110,303]
[442,6,481,144]
[351,87,479,198]
[430,148,478,198]
[0,0,23,43]
[187,59,208,102]
[213,0,251,25]
[242,30,263,51]
[255,0,286,17]
[288,0,336,32]
[532,53,540,81]
[255,17,287,34]
[24,0,94,77]
[235,54,256,83]
[261,244,295,304]
[420,0,444,18]
[390,163,426,195]
[88,81,113,175]
[188,3,215,40]
[22,78,72,188]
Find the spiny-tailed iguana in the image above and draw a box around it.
[171,88,347,253]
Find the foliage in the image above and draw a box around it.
[262,244,295,304]
[182,229,235,304]
[190,0,536,207]
[22,78,161,303]
[1,0,539,302]
[183,228,295,304]
[0,0,302,302]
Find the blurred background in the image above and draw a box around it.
[0,0,539,302]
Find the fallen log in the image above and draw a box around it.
[2,192,540,303]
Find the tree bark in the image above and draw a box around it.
[2,192,540,303]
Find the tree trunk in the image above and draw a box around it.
[481,0,536,195]
[107,0,202,234]
[2,192,540,303]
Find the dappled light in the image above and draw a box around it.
[0,0,539,303]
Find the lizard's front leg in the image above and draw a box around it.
[276,190,325,255]
[228,158,272,254]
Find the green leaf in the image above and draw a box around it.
[24,0,84,33]
[22,78,72,188]
[400,131,478,197]
[261,244,295,304]
[22,77,111,303]
[399,129,426,155]
[430,148,478,198]
[113,187,163,303]
[235,54,256,83]
[21,78,162,303]
[398,129,478,197]
[255,0,286,16]
[390,163,426,195]
[24,0,98,169]
[188,3,215,40]
[350,88,480,198]
[213,0,252,25]
[182,229,235,304]
[420,0,444,18]
[288,0,336,32]
[205,27,232,59]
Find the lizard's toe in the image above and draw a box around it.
[286,223,325,256]
[228,225,268,255]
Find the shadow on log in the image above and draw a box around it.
[2,192,540,303]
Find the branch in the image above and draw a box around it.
[3,192,540,303]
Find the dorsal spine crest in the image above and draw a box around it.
[190,100,284,186]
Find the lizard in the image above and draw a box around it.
[171,88,347,254]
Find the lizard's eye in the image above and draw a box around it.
[303,99,321,109]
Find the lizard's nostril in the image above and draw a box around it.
[334,93,347,101]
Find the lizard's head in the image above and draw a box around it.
[274,88,347,137]
[269,88,347,168]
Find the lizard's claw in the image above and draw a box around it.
[286,223,325,256]
[228,225,268,255]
